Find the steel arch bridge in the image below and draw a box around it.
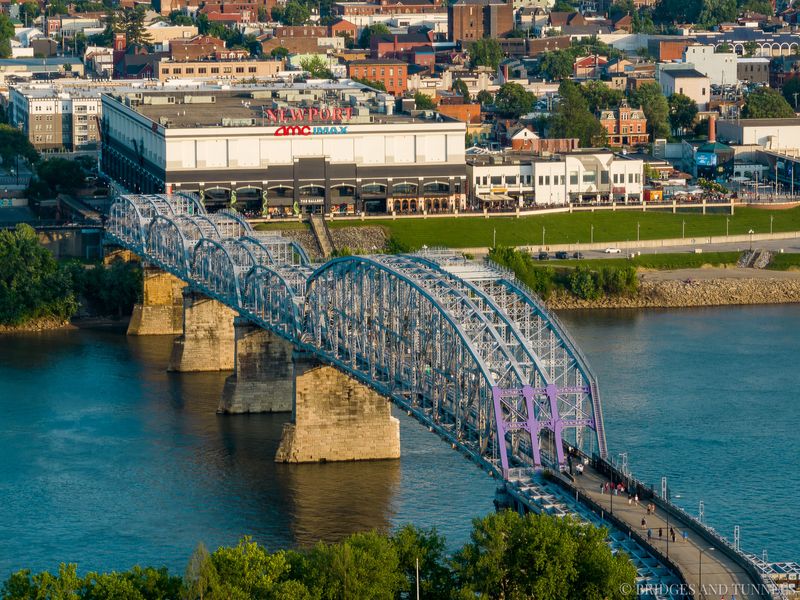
[106,193,607,476]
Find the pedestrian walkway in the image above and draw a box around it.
[574,466,761,599]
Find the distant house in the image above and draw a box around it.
[598,100,649,147]
[573,54,608,79]
[659,68,710,110]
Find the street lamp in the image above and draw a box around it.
[726,217,729,237]
[637,221,640,242]
[748,228,754,250]
[770,215,774,234]
[542,226,546,247]
[591,224,594,244]
[699,547,715,599]
[682,220,686,239]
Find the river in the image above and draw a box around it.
[0,304,797,577]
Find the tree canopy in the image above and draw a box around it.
[414,92,437,110]
[668,93,698,134]
[631,82,670,140]
[299,55,333,78]
[494,82,537,118]
[0,124,38,169]
[35,157,86,195]
[782,77,800,110]
[358,23,391,49]
[452,78,471,103]
[743,87,796,118]
[469,38,503,70]
[0,14,15,61]
[549,80,605,147]
[112,7,152,47]
[2,513,638,599]
[580,80,623,113]
[539,49,574,81]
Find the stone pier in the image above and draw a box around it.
[127,266,186,336]
[218,319,294,414]
[168,288,236,372]
[275,352,400,463]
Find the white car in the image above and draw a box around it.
[604,247,622,254]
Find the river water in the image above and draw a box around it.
[0,305,797,577]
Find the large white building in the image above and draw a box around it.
[683,45,736,87]
[466,151,644,207]
[101,82,467,215]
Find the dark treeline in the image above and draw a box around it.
[1,511,636,600]
[0,224,142,327]
[490,246,639,301]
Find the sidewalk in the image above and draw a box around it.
[574,466,760,599]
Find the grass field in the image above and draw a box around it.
[254,221,309,232]
[320,206,800,249]
[766,253,800,270]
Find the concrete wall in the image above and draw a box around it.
[168,289,236,372]
[275,352,400,463]
[128,266,186,336]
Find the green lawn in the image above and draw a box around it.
[766,253,800,270]
[539,252,742,270]
[253,222,309,232]
[325,206,800,249]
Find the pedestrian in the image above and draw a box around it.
[647,528,652,541]
[659,527,663,539]
[628,494,632,505]
[682,530,688,543]
[600,483,605,494]
[641,517,646,530]
[670,527,676,543]
[634,494,639,506]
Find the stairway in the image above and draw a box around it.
[309,214,336,258]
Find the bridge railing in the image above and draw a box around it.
[592,457,781,600]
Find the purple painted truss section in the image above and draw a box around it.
[492,384,596,476]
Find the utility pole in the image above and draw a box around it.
[416,557,420,600]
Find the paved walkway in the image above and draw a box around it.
[573,466,762,599]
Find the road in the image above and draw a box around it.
[576,237,800,260]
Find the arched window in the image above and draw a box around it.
[392,182,418,195]
[423,181,450,194]
[362,183,387,195]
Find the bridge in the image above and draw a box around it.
[105,192,780,600]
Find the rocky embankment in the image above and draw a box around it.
[278,226,387,259]
[0,317,72,333]
[548,277,800,309]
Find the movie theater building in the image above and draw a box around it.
[100,82,467,215]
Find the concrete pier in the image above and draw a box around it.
[168,289,236,372]
[218,319,294,414]
[127,266,186,336]
[275,352,400,463]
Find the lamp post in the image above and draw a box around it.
[699,547,715,599]
[726,217,729,237]
[542,226,546,247]
[770,215,774,234]
[749,228,754,250]
[637,221,640,242]
[591,224,594,244]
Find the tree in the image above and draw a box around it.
[183,543,221,600]
[299,55,332,78]
[741,0,773,14]
[414,92,437,110]
[469,38,503,70]
[668,93,698,134]
[743,87,796,118]
[580,80,623,113]
[782,77,800,110]
[392,525,454,600]
[112,7,152,47]
[549,80,605,147]
[454,510,637,599]
[697,0,737,29]
[631,10,657,33]
[538,49,574,81]
[743,41,759,57]
[280,0,310,25]
[358,23,391,49]
[653,0,702,23]
[0,13,14,59]
[0,124,38,169]
[35,157,86,195]
[452,78,471,102]
[168,10,194,25]
[209,537,291,597]
[351,76,386,91]
[270,46,290,59]
[0,225,78,326]
[631,82,670,140]
[494,82,536,118]
[476,90,494,106]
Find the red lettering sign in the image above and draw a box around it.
[275,125,311,136]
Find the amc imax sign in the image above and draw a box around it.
[275,125,349,137]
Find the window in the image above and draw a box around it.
[223,67,232,73]
[248,67,256,73]
[560,175,565,185]
[507,176,516,184]
[601,171,609,184]
[186,68,194,74]
[199,68,207,74]
[583,172,596,183]
[538,175,544,185]
[162,68,169,74]
[702,88,706,95]
[173,68,182,74]
[545,175,550,185]
[236,67,244,73]
[628,173,634,183]
[635,173,641,183]
[211,67,219,73]
[570,172,578,185]
[491,176,502,185]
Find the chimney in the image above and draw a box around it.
[708,115,716,143]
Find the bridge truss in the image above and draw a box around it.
[106,193,607,476]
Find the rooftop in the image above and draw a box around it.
[103,82,455,128]
[661,68,707,79]
[719,118,800,127]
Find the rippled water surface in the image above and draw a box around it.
[1,305,797,576]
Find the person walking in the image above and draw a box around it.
[647,528,652,542]
[670,527,676,543]
[641,517,647,530]
[659,527,663,539]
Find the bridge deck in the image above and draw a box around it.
[575,466,761,599]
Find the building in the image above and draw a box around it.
[466,150,644,208]
[659,68,710,110]
[347,59,408,96]
[716,118,800,149]
[737,57,770,84]
[99,82,467,215]
[157,58,284,81]
[0,57,84,85]
[573,55,608,80]
[447,0,513,43]
[682,45,736,87]
[647,37,690,62]
[598,100,649,147]
[144,22,199,45]
[9,85,102,151]
[169,35,227,61]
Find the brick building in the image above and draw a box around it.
[598,100,649,147]
[169,35,227,61]
[447,0,513,43]
[347,59,408,95]
[157,58,283,81]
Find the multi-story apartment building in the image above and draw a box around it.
[156,58,283,81]
[347,59,409,96]
[598,100,649,148]
[9,85,102,151]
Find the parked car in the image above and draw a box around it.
[555,251,569,259]
[572,252,584,259]
[604,247,622,254]
[538,252,549,260]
